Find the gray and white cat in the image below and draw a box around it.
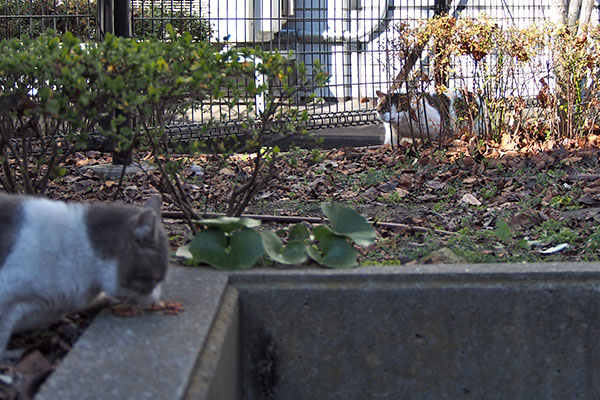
[0,194,169,357]
[375,89,483,147]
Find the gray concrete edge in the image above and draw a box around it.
[231,262,600,287]
[182,285,240,400]
[35,267,231,400]
[35,262,600,399]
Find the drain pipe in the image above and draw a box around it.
[279,0,390,43]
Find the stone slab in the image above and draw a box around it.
[36,262,600,400]
[182,286,240,400]
[79,162,157,179]
[272,124,383,150]
[36,267,230,400]
[234,262,600,400]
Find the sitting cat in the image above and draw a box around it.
[0,195,169,358]
[375,89,483,147]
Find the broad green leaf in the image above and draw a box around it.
[188,228,227,264]
[289,223,310,241]
[312,225,331,241]
[494,219,511,244]
[262,231,308,264]
[188,227,263,270]
[199,216,261,232]
[321,203,375,246]
[307,233,358,269]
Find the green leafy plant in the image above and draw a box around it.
[132,4,213,41]
[119,26,329,227]
[0,0,96,39]
[187,217,263,270]
[180,203,376,270]
[262,228,309,265]
[494,219,512,244]
[0,28,328,224]
[0,32,126,193]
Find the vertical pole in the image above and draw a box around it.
[98,0,133,165]
[114,0,132,37]
[112,0,133,165]
[433,0,449,15]
[97,0,114,40]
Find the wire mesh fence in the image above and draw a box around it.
[1,0,598,139]
[0,0,96,38]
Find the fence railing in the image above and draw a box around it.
[1,0,598,139]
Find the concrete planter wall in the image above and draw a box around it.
[37,263,600,399]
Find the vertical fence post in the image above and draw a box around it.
[111,0,133,165]
[433,0,450,16]
[97,0,133,165]
[113,0,132,37]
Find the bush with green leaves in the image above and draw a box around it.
[0,0,96,39]
[0,32,124,193]
[0,0,212,41]
[180,203,376,270]
[125,26,328,226]
[0,28,328,224]
[132,5,213,41]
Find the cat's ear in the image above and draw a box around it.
[144,196,162,215]
[376,90,386,98]
[134,210,158,243]
[135,196,162,243]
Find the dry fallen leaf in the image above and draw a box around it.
[219,167,235,176]
[111,304,144,317]
[145,301,185,315]
[394,187,409,198]
[460,193,482,206]
[111,300,185,317]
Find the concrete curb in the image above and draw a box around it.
[36,262,600,399]
[35,268,230,400]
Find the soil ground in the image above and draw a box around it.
[43,132,600,266]
[2,130,600,398]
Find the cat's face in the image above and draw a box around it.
[86,196,169,305]
[117,210,169,304]
[375,90,418,124]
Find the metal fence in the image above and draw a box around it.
[1,0,597,138]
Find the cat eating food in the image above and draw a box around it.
[375,89,482,147]
[0,195,169,358]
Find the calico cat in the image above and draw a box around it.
[0,195,169,358]
[375,89,482,147]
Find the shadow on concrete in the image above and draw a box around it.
[280,124,384,150]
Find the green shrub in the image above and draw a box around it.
[0,32,120,193]
[132,5,213,41]
[0,0,212,41]
[0,28,328,224]
[0,0,96,39]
